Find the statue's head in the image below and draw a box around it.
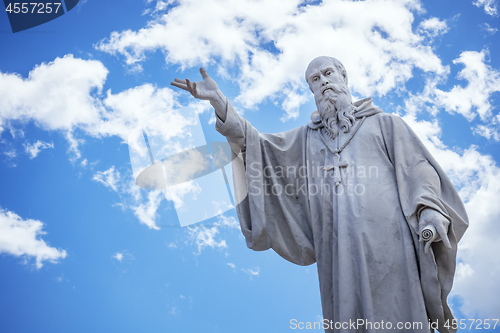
[305,56,355,139]
[305,56,352,106]
[305,56,348,86]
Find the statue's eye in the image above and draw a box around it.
[313,76,319,82]
[326,71,331,76]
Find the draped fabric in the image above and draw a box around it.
[216,99,468,333]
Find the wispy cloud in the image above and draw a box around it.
[481,22,498,35]
[24,140,54,159]
[241,266,260,278]
[131,189,163,230]
[93,166,121,192]
[0,208,67,269]
[473,0,498,16]
[187,215,239,254]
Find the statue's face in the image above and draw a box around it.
[306,57,347,105]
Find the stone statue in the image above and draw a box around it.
[171,56,468,333]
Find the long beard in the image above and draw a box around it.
[318,92,356,140]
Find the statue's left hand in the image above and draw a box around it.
[418,208,452,254]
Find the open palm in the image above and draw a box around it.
[171,67,219,101]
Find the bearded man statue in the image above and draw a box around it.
[172,56,468,333]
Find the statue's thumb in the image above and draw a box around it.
[200,67,209,79]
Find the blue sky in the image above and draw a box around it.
[1,0,500,332]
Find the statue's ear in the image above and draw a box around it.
[342,71,348,85]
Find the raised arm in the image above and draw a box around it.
[171,67,228,122]
[171,67,249,156]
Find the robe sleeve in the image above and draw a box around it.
[380,114,468,333]
[216,102,316,266]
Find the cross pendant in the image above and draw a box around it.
[324,153,348,186]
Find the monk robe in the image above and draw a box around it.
[216,98,468,333]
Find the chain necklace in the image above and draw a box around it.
[323,116,366,186]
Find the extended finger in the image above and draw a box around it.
[170,81,188,90]
[436,225,452,249]
[186,78,193,92]
[424,241,431,254]
[442,236,452,249]
[174,78,186,84]
[200,67,209,79]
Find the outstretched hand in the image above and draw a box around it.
[171,67,219,101]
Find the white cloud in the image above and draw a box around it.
[453,168,500,318]
[112,251,133,263]
[0,208,67,269]
[0,55,196,160]
[217,214,239,229]
[96,0,445,120]
[0,55,107,133]
[92,166,121,192]
[434,49,500,122]
[24,140,54,159]
[281,85,310,121]
[3,148,17,162]
[403,49,500,141]
[0,55,107,159]
[473,120,500,141]
[473,0,498,15]
[99,83,183,143]
[164,181,202,211]
[0,56,207,228]
[187,214,238,253]
[143,0,176,16]
[418,17,449,37]
[131,189,163,230]
[188,224,227,253]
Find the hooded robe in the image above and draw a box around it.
[216,98,468,333]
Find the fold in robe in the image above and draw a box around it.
[216,99,468,333]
